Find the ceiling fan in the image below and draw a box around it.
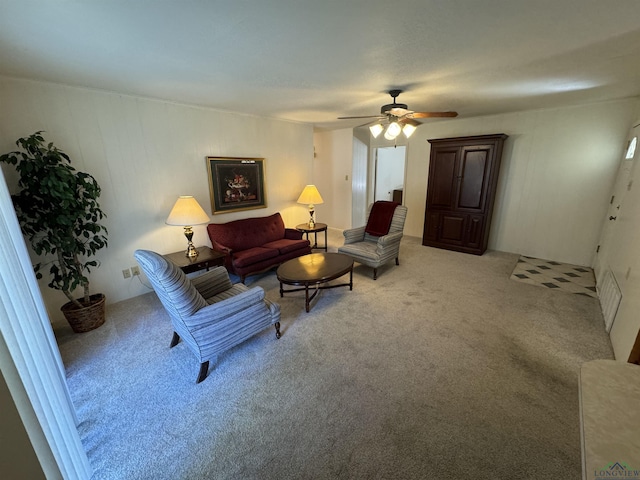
[338,89,458,140]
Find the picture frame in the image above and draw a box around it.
[206,156,267,214]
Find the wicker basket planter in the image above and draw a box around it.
[61,293,106,333]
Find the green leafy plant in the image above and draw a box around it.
[0,131,108,309]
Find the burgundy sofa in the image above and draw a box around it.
[207,212,311,282]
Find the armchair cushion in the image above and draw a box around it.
[191,267,233,299]
[192,286,266,324]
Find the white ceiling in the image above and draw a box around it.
[1,1,640,130]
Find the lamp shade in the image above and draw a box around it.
[384,121,402,140]
[402,123,417,138]
[165,196,210,226]
[369,124,384,138]
[297,185,324,205]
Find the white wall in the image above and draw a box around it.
[313,128,353,230]
[0,77,314,325]
[387,100,635,266]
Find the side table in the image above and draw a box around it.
[164,246,225,274]
[296,223,328,252]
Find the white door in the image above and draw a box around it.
[594,125,639,343]
[594,131,638,283]
[374,146,406,202]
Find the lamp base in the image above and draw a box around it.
[184,226,198,258]
[308,205,315,228]
[186,243,198,258]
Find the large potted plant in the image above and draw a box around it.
[0,131,108,332]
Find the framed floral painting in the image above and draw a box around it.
[206,156,267,214]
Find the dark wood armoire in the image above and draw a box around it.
[422,133,508,255]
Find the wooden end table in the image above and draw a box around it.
[296,222,328,252]
[276,253,353,312]
[164,246,225,274]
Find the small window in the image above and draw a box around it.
[625,136,637,159]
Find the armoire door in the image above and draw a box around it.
[427,147,458,209]
[440,213,467,246]
[456,145,493,212]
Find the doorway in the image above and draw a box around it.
[374,146,406,203]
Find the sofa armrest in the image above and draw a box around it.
[343,226,365,244]
[190,267,233,299]
[210,238,232,255]
[285,228,303,240]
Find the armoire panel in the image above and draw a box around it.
[458,147,490,210]
[440,215,466,244]
[423,212,440,242]
[429,150,458,208]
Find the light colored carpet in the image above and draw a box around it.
[55,231,613,480]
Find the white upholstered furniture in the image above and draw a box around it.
[578,360,640,479]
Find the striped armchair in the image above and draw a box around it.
[134,250,281,383]
[338,203,407,280]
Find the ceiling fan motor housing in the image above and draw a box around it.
[380,102,408,115]
[382,89,408,115]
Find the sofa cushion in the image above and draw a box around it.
[262,238,310,255]
[207,213,285,252]
[232,246,279,268]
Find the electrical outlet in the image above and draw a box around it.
[131,265,140,276]
[122,268,131,279]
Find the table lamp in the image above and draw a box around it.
[297,185,324,227]
[166,196,211,258]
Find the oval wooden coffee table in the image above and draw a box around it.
[277,253,353,312]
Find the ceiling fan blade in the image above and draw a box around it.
[356,119,380,128]
[338,115,385,120]
[411,111,458,119]
[399,118,421,127]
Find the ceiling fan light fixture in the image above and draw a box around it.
[369,123,384,138]
[402,123,417,138]
[384,121,401,140]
